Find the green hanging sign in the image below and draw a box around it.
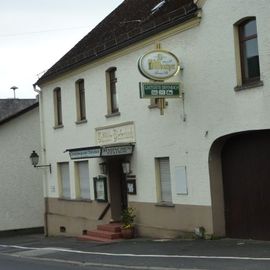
[139,82,181,98]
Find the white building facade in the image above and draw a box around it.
[0,102,44,233]
[35,0,270,240]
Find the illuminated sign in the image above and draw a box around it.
[138,50,180,81]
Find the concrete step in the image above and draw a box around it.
[97,223,122,233]
[78,235,115,243]
[87,229,122,240]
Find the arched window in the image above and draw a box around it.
[53,87,63,126]
[106,67,119,115]
[75,79,86,122]
[238,17,260,84]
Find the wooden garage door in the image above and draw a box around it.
[222,131,270,240]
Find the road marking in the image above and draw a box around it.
[14,248,57,257]
[0,244,270,261]
[0,252,203,270]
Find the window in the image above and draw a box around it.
[59,162,70,198]
[237,17,261,86]
[76,161,91,200]
[106,67,119,115]
[75,79,86,122]
[156,157,172,203]
[53,87,63,126]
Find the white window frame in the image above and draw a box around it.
[58,162,70,198]
[156,157,172,203]
[75,161,91,200]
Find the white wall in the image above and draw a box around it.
[40,0,270,208]
[0,107,44,231]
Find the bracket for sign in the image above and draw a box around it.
[156,44,164,115]
[158,98,165,115]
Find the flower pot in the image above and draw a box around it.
[121,227,135,239]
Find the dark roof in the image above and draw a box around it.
[36,0,197,85]
[0,99,38,124]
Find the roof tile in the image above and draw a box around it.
[0,99,37,122]
[36,0,197,85]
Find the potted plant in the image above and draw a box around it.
[121,207,136,239]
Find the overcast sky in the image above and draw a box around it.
[0,0,123,99]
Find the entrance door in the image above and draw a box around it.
[222,131,270,240]
[108,158,127,221]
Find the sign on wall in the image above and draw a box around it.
[139,82,181,98]
[101,145,134,157]
[138,49,180,81]
[69,147,101,159]
[126,175,137,195]
[66,143,134,160]
[96,122,136,146]
[138,47,182,115]
[94,176,108,202]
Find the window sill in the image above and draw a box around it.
[155,202,175,208]
[75,198,92,202]
[58,197,72,201]
[58,198,92,203]
[234,80,264,91]
[105,112,121,118]
[53,124,64,129]
[75,119,87,125]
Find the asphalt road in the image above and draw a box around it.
[1,251,270,270]
[0,254,78,270]
[1,235,270,269]
[0,254,118,270]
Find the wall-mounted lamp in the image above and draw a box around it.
[99,162,107,175]
[30,151,51,174]
[122,161,131,174]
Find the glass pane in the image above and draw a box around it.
[243,20,257,37]
[79,80,84,91]
[112,92,118,112]
[243,38,260,80]
[56,89,62,125]
[108,69,118,113]
[79,89,86,119]
[245,38,259,58]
